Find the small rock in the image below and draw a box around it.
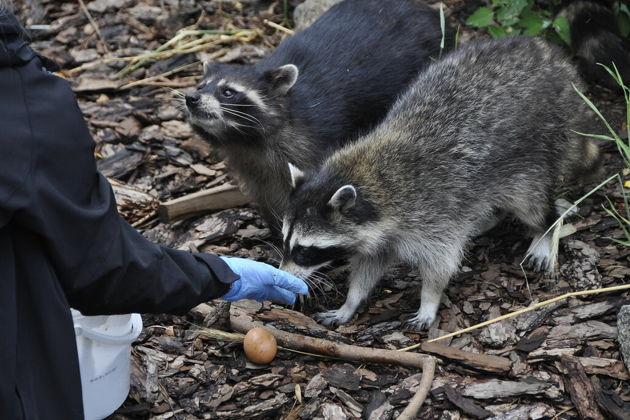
[617,305,630,372]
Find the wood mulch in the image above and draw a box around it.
[17,0,630,419]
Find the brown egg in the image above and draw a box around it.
[243,327,278,364]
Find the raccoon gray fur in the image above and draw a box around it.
[558,0,630,89]
[185,0,449,233]
[280,36,600,330]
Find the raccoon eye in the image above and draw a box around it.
[222,87,235,98]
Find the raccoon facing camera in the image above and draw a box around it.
[280,36,601,331]
[184,0,452,234]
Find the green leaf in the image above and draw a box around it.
[496,0,528,24]
[617,14,630,37]
[488,25,509,37]
[466,7,494,27]
[519,12,544,35]
[553,17,571,46]
[571,131,617,142]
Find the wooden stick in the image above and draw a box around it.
[420,342,511,374]
[158,183,250,223]
[230,301,436,419]
[398,283,630,352]
[263,19,295,35]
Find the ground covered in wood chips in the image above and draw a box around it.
[16,0,630,419]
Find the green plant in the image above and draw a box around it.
[466,1,630,46]
[614,1,630,37]
[573,63,630,246]
[466,0,569,43]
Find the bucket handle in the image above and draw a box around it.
[74,314,143,345]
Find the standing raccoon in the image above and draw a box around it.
[280,37,600,330]
[185,0,449,231]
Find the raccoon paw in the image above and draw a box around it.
[523,253,549,272]
[524,233,555,273]
[314,309,353,328]
[405,313,436,331]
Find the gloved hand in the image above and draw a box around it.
[220,257,308,305]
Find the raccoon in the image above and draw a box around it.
[558,0,630,89]
[185,0,450,232]
[280,36,600,330]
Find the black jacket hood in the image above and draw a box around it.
[0,11,33,67]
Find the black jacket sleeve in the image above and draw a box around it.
[0,29,238,316]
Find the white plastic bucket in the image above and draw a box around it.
[72,309,143,420]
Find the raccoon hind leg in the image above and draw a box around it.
[511,197,559,273]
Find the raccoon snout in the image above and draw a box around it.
[185,93,201,107]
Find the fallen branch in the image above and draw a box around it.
[399,283,630,352]
[158,183,249,223]
[419,342,511,374]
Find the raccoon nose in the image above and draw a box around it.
[186,93,201,107]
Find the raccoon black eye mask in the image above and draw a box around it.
[280,36,600,331]
[289,245,348,267]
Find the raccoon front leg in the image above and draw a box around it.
[314,255,390,328]
[407,245,463,330]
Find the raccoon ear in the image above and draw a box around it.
[203,61,224,76]
[262,64,299,96]
[288,162,306,188]
[328,185,356,213]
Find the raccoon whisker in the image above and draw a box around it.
[303,276,328,302]
[220,106,264,126]
[220,107,265,131]
[165,87,186,98]
[254,238,283,260]
[221,108,259,126]
[309,272,340,296]
[217,102,258,107]
[228,120,260,132]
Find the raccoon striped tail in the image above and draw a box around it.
[559,0,630,90]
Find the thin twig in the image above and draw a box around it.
[398,283,630,352]
[77,0,108,52]
[263,19,295,35]
[120,61,201,89]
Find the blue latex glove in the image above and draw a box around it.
[220,257,308,305]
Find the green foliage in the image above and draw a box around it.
[465,0,630,45]
[615,1,630,37]
[573,64,630,246]
[465,0,562,40]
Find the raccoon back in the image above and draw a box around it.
[328,37,594,217]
